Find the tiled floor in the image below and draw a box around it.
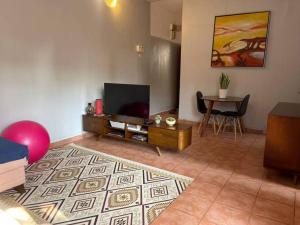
[73,126,299,225]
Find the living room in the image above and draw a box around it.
[0,0,300,225]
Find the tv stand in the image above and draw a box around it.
[143,118,154,125]
[82,114,192,156]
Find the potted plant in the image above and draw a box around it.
[219,73,230,98]
[154,115,162,125]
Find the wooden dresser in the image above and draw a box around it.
[82,115,192,155]
[264,102,300,181]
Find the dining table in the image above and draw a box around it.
[200,96,245,136]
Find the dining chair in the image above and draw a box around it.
[217,94,250,140]
[196,91,221,134]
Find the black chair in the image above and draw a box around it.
[217,94,250,140]
[196,91,221,134]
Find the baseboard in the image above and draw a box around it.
[178,119,197,126]
[50,132,95,149]
[165,118,264,134]
[245,128,264,134]
[184,120,264,134]
[150,109,178,119]
[49,120,263,150]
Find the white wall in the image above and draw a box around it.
[179,0,300,131]
[150,1,182,44]
[0,0,152,142]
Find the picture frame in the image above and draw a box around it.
[211,11,271,68]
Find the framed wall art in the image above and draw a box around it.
[211,11,270,67]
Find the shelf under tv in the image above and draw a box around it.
[127,129,148,135]
[82,114,193,156]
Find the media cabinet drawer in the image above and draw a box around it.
[148,127,178,149]
[83,115,105,134]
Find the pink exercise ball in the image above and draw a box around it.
[2,121,50,164]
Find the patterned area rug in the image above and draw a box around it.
[3,144,193,225]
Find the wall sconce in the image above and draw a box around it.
[169,24,182,40]
[105,0,118,8]
[136,44,144,57]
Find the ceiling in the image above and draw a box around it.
[147,0,182,13]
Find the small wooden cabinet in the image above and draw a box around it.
[264,102,300,181]
[82,114,192,153]
[82,116,106,134]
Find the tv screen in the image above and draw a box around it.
[104,83,150,119]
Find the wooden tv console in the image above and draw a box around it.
[82,114,192,155]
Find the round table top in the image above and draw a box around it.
[202,96,243,102]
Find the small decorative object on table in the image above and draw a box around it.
[219,73,230,98]
[166,117,176,126]
[85,103,95,115]
[155,115,162,125]
[95,99,103,115]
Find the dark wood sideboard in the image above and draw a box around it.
[264,102,300,182]
[82,114,192,155]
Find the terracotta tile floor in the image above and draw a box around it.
[73,126,299,225]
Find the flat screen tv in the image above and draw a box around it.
[104,83,150,119]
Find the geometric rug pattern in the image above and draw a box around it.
[3,144,193,225]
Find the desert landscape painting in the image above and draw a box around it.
[211,11,270,67]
